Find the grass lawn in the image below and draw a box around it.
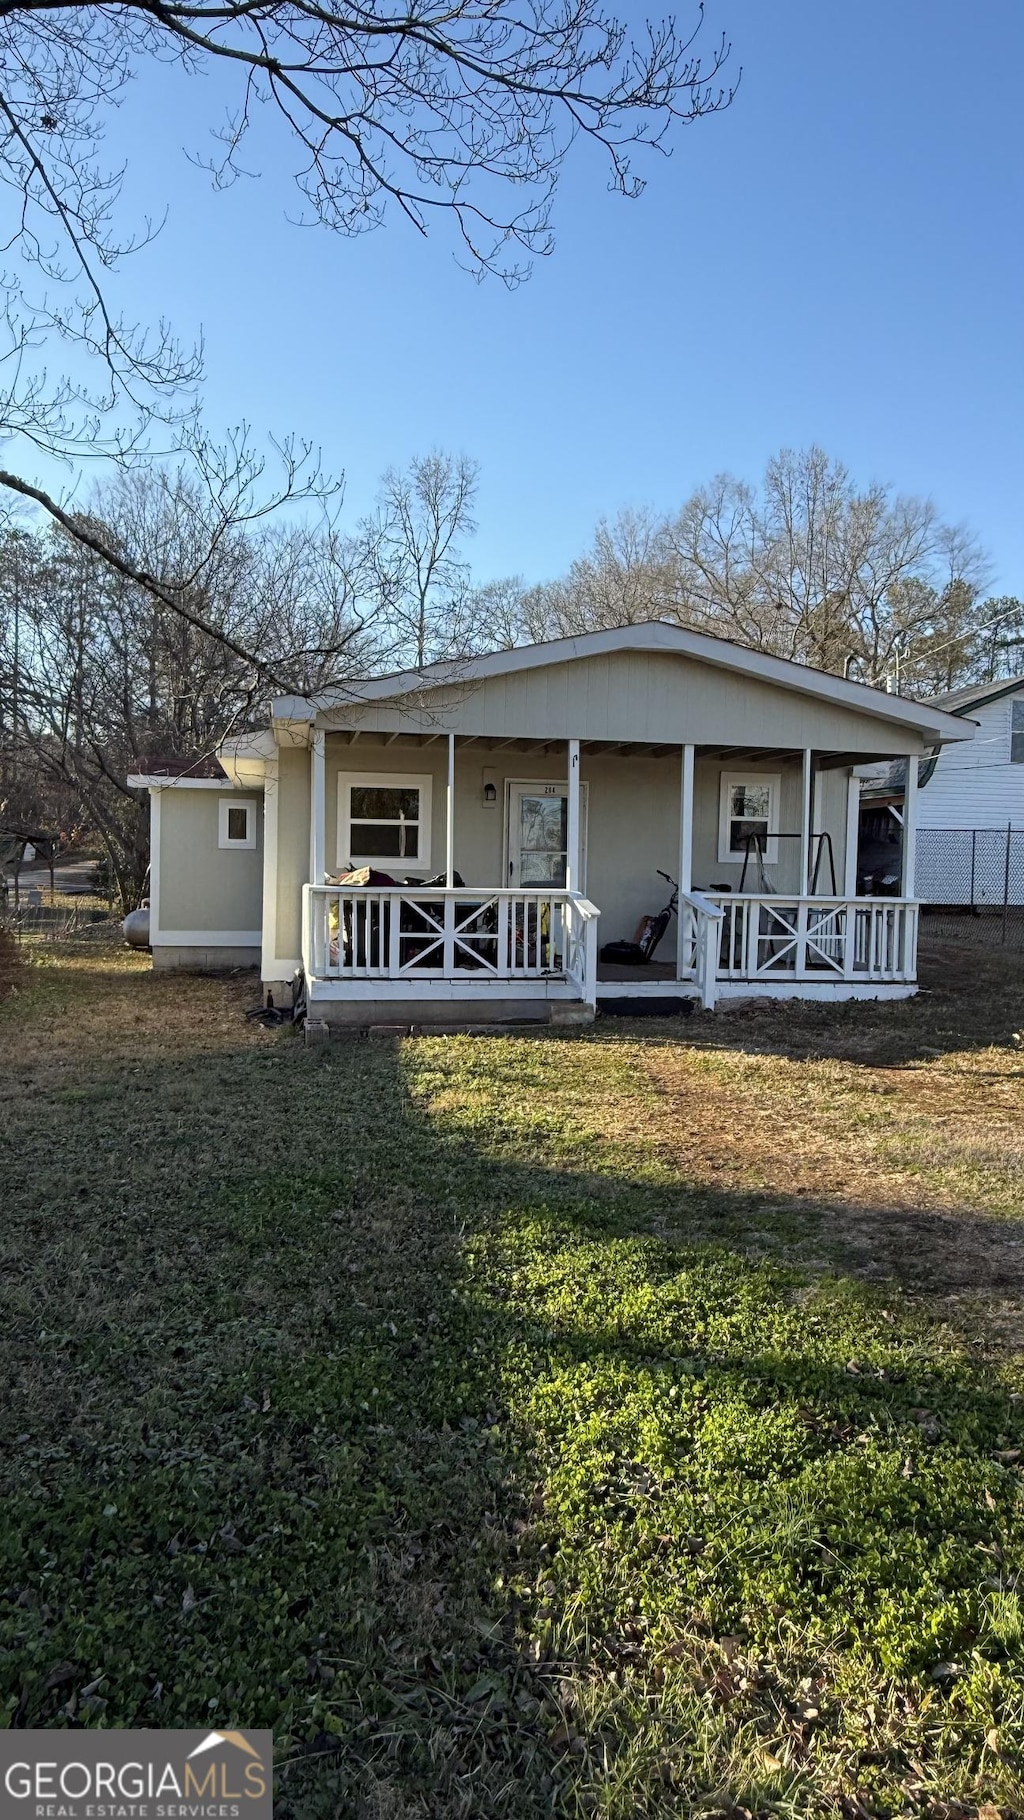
[1,932,1023,1818]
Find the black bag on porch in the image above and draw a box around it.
[599,939,649,967]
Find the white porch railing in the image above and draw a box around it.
[707,895,919,986]
[677,889,726,1009]
[302,884,600,1006]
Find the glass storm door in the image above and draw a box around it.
[507,783,587,888]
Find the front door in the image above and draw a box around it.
[507,783,587,888]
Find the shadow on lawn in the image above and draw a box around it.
[0,1023,1020,1819]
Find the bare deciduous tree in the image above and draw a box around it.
[515,447,1010,695]
[362,452,480,670]
[0,0,732,684]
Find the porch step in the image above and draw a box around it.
[597,995,695,1019]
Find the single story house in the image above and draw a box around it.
[859,673,1024,906]
[129,623,973,1025]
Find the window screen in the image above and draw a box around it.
[227,805,249,843]
[1011,700,1024,764]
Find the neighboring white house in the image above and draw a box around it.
[128,623,973,1027]
[860,675,1024,906]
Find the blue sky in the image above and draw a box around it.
[43,0,1024,591]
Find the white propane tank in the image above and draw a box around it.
[122,906,151,948]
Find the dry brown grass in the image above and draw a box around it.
[2,937,272,1087]
[612,934,1024,1349]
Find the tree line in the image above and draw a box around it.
[2,443,1021,908]
[493,446,1024,695]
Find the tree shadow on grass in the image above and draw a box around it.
[0,1027,1021,1818]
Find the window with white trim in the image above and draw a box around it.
[718,773,781,865]
[337,774,432,871]
[218,797,257,850]
[1011,699,1024,764]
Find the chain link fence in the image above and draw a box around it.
[916,826,1024,949]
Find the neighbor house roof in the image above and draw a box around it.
[271,622,973,747]
[128,755,228,784]
[860,672,1024,802]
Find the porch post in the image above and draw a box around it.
[446,732,456,888]
[677,742,694,980]
[566,738,581,893]
[903,755,918,897]
[844,774,861,898]
[800,748,813,894]
[309,728,326,884]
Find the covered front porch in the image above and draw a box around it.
[293,729,922,1021]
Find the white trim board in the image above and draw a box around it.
[149,787,161,942]
[595,980,917,1004]
[128,775,251,791]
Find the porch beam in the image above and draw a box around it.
[446,733,456,888]
[566,738,581,894]
[903,756,918,896]
[800,748,812,894]
[309,728,326,884]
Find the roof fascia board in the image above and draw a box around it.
[127,774,244,791]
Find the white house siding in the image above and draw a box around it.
[320,650,934,758]
[915,689,1024,905]
[917,691,1024,828]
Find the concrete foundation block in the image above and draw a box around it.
[303,1018,331,1047]
[550,1003,596,1027]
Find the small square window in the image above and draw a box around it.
[1011,700,1024,765]
[218,797,257,849]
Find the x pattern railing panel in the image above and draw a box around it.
[709,895,917,984]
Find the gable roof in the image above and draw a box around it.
[272,622,973,746]
[928,673,1024,715]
